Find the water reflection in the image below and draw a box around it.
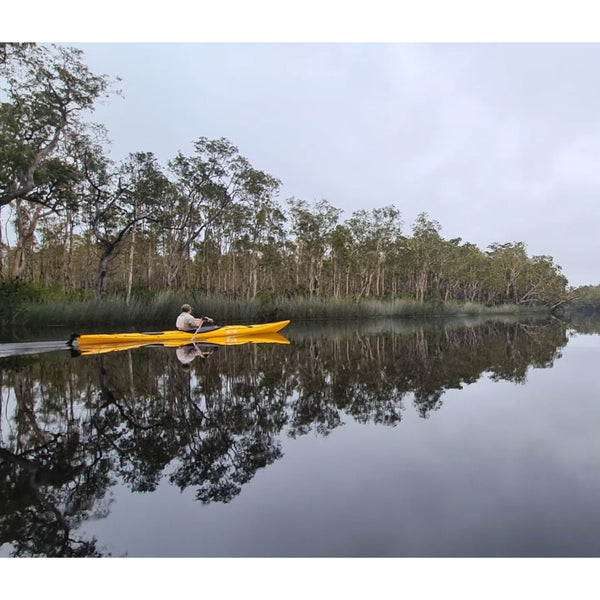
[0,317,571,556]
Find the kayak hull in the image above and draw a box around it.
[69,320,290,347]
[73,332,290,356]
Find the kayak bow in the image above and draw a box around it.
[68,319,290,348]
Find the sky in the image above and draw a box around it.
[68,41,600,287]
[6,2,600,288]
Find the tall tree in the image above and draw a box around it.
[287,198,342,296]
[219,186,285,298]
[345,205,403,298]
[486,242,529,303]
[164,137,280,289]
[80,147,171,299]
[0,43,115,209]
[408,213,443,303]
[8,157,82,279]
[0,43,116,278]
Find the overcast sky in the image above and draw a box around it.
[68,41,600,287]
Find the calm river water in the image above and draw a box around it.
[2,316,600,557]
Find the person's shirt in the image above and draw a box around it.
[176,345,198,364]
[176,312,198,331]
[176,344,215,364]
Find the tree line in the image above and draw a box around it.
[0,43,569,308]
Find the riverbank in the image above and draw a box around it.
[4,290,552,330]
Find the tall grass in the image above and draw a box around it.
[13,291,276,329]
[9,291,549,330]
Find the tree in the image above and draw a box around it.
[515,254,567,306]
[8,157,82,279]
[164,137,281,290]
[345,205,403,298]
[80,147,171,299]
[407,212,443,303]
[486,242,529,303]
[219,187,285,298]
[0,43,117,279]
[287,198,342,296]
[330,223,354,297]
[0,43,115,209]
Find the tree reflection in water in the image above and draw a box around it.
[0,318,570,556]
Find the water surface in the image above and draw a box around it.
[1,316,599,557]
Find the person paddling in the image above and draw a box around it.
[176,304,214,331]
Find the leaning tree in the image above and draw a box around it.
[0,43,117,278]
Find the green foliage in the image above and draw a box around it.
[0,280,46,322]
[0,43,116,209]
[565,285,600,315]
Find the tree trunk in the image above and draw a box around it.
[96,247,113,300]
[0,206,4,278]
[62,210,75,290]
[10,201,45,279]
[146,239,154,290]
[125,223,136,304]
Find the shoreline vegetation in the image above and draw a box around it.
[3,289,554,331]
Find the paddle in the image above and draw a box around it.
[191,316,216,341]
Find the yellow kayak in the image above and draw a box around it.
[73,331,290,356]
[68,320,290,348]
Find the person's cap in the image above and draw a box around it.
[181,303,192,312]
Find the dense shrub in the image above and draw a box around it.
[0,280,46,324]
